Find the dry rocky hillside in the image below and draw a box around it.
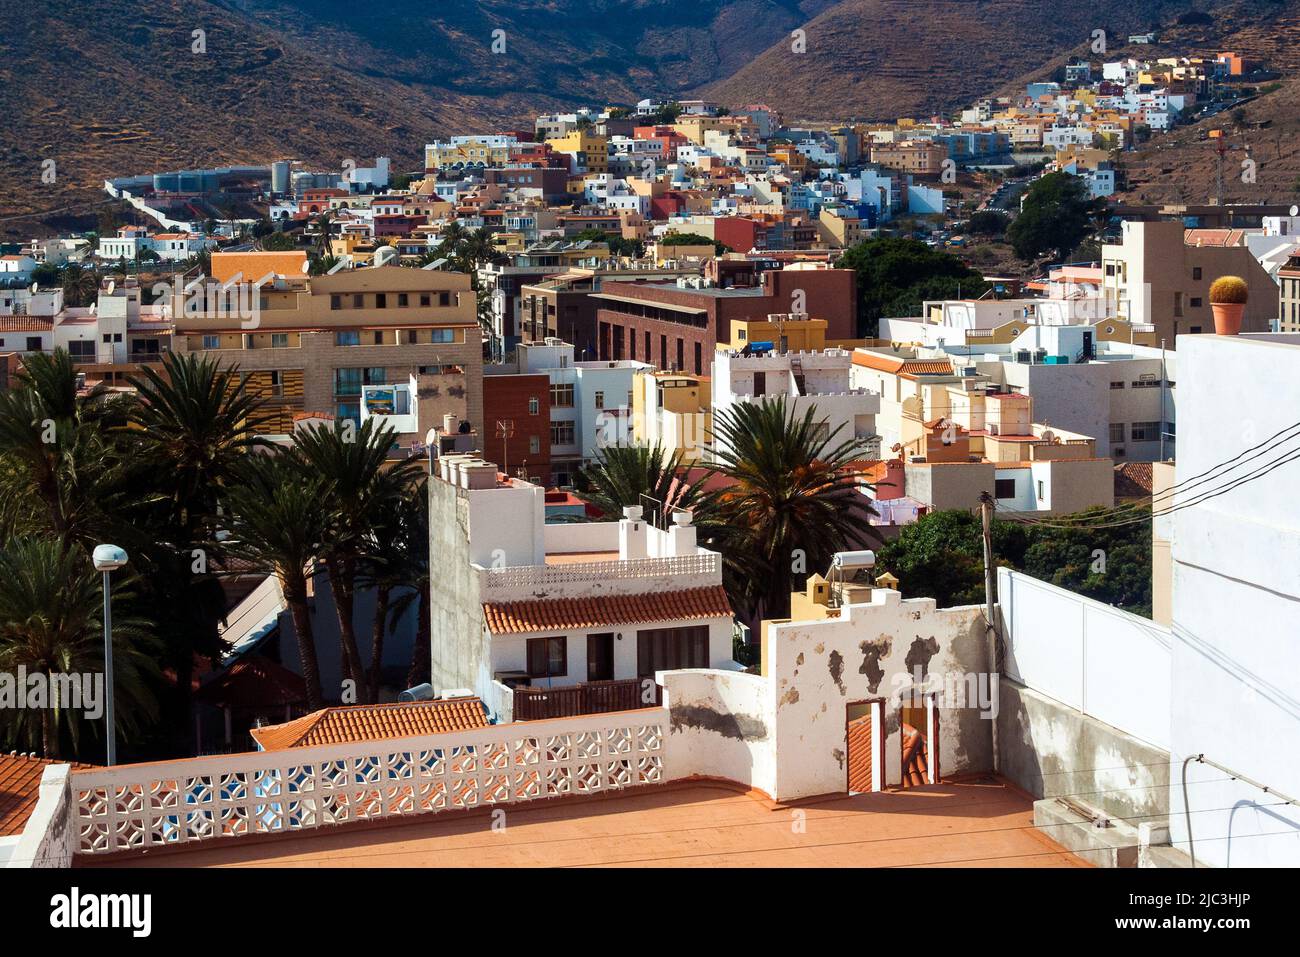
[4,0,1298,237]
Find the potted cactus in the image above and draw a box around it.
[1209,275,1248,335]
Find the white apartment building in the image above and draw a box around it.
[711,348,881,460]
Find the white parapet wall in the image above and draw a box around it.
[660,668,776,797]
[998,567,1171,751]
[5,764,74,869]
[67,709,669,858]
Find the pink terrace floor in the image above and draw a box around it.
[82,777,1087,868]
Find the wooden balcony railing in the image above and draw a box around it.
[514,678,661,722]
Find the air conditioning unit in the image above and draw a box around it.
[1015,349,1031,363]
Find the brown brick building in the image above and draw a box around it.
[590,266,857,374]
[482,371,551,485]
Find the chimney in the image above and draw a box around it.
[619,505,647,560]
[668,508,697,556]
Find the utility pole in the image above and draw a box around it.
[979,491,1000,772]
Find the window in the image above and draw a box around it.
[551,420,576,446]
[529,435,541,455]
[373,331,384,345]
[352,294,364,309]
[550,382,575,407]
[271,333,288,348]
[334,368,363,396]
[420,294,431,307]
[1131,379,1160,389]
[1036,480,1046,501]
[439,292,451,307]
[68,340,94,359]
[406,330,419,345]
[637,626,709,677]
[528,397,540,415]
[431,329,455,343]
[994,478,1016,499]
[330,294,342,310]
[526,637,567,678]
[1192,267,1202,281]
[268,371,283,396]
[1109,381,1125,390]
[1190,297,1202,308]
[1130,421,1161,441]
[376,294,387,309]
[25,336,41,351]
[397,293,409,308]
[102,334,112,344]
[593,390,605,410]
[202,335,220,350]
[336,330,361,346]
[1110,423,1126,443]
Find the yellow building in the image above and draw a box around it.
[545,131,608,174]
[630,370,712,464]
[721,316,828,352]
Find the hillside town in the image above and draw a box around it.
[0,35,1297,894]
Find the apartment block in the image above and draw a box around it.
[171,259,484,436]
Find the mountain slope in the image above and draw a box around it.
[701,0,1228,120]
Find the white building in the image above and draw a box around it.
[711,348,881,460]
[428,458,738,720]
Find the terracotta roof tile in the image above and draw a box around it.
[0,754,94,837]
[250,698,489,750]
[483,585,733,635]
[0,317,53,333]
[1114,461,1155,499]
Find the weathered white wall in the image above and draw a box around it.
[999,568,1171,751]
[766,590,991,800]
[661,669,776,796]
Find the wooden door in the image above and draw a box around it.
[587,632,614,682]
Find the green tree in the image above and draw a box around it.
[837,237,988,337]
[0,538,158,759]
[576,442,706,522]
[1006,172,1102,263]
[291,420,422,703]
[259,231,297,252]
[699,398,875,621]
[61,263,100,307]
[967,210,1010,237]
[226,455,329,711]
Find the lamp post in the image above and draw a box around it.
[92,544,128,766]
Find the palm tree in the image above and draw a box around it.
[385,481,432,689]
[312,211,335,257]
[0,538,158,759]
[226,455,327,711]
[0,350,124,548]
[125,353,266,745]
[292,419,422,703]
[60,263,100,308]
[576,442,706,523]
[701,398,875,621]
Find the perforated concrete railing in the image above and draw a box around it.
[69,709,668,857]
[478,553,719,594]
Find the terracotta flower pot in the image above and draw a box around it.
[1211,301,1245,335]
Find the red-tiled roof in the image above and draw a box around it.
[483,585,733,635]
[852,351,953,377]
[250,698,489,750]
[0,317,53,333]
[1114,461,1155,499]
[0,754,94,837]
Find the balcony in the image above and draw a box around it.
[511,678,662,721]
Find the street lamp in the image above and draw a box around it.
[92,544,128,766]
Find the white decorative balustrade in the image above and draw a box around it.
[478,552,720,601]
[68,709,668,857]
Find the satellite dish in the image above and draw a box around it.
[425,428,438,448]
[1291,205,1299,217]
[30,282,38,294]
[106,280,116,295]
[301,259,311,274]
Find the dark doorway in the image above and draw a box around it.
[587,632,615,682]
